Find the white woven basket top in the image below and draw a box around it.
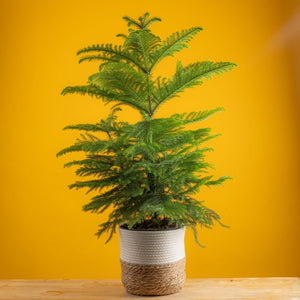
[119,226,185,265]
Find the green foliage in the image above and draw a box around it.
[58,12,236,244]
[149,27,202,72]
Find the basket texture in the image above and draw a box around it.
[119,226,186,296]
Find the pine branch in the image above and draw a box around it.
[152,61,237,115]
[149,27,203,72]
[56,140,107,157]
[123,12,161,30]
[172,107,225,125]
[61,84,150,115]
[124,30,161,67]
[63,124,104,132]
[61,85,115,99]
[78,54,119,64]
[77,44,147,73]
[205,175,233,187]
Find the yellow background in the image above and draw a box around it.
[1,0,299,279]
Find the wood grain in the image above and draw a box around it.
[0,278,299,299]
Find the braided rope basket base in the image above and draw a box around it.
[121,258,186,296]
[119,226,186,296]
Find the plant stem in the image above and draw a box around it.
[146,72,153,118]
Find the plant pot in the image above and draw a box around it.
[119,225,186,296]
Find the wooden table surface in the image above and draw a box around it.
[0,278,299,299]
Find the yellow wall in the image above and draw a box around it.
[0,0,299,279]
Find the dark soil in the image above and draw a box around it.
[120,218,181,231]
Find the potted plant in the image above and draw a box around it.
[57,12,236,296]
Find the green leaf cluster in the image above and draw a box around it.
[58,12,236,245]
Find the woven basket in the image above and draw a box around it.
[119,226,186,296]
